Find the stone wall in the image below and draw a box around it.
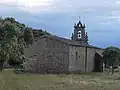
[69,45,86,72]
[24,36,104,73]
[24,37,69,73]
[69,45,104,72]
[86,48,96,72]
[86,48,104,72]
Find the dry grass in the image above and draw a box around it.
[0,70,120,90]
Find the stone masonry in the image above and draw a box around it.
[24,35,104,73]
[24,20,104,73]
[24,36,69,73]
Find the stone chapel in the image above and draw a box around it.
[24,20,104,73]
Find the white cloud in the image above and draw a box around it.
[0,0,117,13]
[115,1,120,4]
[0,0,54,13]
[17,0,54,12]
[0,0,16,4]
[100,22,110,25]
[1,0,120,27]
[1,0,120,13]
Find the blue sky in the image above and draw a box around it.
[0,0,120,48]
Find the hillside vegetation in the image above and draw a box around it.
[0,17,51,71]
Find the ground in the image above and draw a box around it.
[1,70,120,90]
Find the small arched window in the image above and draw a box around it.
[78,31,81,39]
[76,52,78,60]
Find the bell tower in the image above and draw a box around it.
[71,19,88,45]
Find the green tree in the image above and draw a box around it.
[103,46,120,74]
[24,27,34,46]
[0,17,51,71]
[32,29,51,38]
[0,43,9,71]
[0,17,26,71]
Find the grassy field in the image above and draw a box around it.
[1,70,120,90]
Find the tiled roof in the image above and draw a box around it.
[36,35,104,50]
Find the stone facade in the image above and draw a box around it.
[24,35,104,73]
[86,48,103,72]
[24,37,69,73]
[69,46,86,72]
[68,45,104,72]
[24,20,104,73]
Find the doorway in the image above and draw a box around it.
[93,52,103,72]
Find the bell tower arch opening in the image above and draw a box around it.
[71,17,88,45]
[78,31,82,39]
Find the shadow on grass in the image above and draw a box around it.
[14,69,25,74]
[114,77,120,80]
[13,69,104,77]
